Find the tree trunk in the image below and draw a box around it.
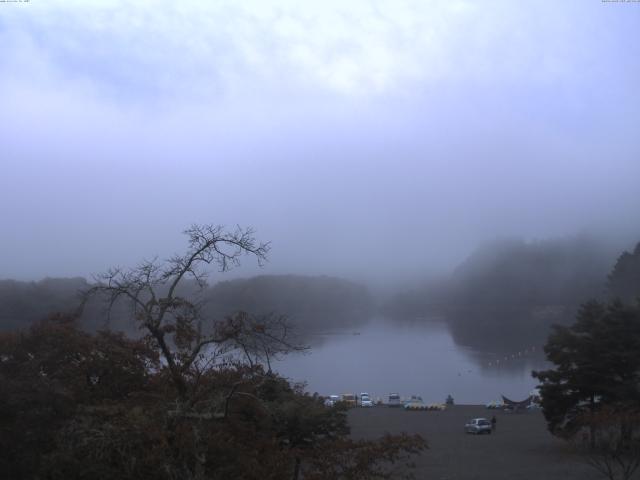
[292,456,301,480]
[589,395,596,450]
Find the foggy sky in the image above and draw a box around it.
[1,0,639,284]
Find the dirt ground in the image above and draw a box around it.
[348,405,602,480]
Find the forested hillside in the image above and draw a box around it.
[204,275,373,330]
[0,277,89,331]
[450,236,611,307]
[386,235,615,319]
[608,242,640,303]
[0,275,373,333]
[384,235,626,353]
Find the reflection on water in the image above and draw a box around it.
[274,317,547,404]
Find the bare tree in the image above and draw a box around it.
[82,224,302,398]
[572,407,640,480]
[80,224,313,479]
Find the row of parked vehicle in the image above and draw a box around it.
[324,392,374,407]
[324,392,449,410]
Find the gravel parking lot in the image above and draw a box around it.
[348,405,601,480]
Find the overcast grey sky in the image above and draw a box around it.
[1,0,639,283]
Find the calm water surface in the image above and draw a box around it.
[275,317,546,404]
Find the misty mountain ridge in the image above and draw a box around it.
[385,235,640,354]
[450,235,611,307]
[385,235,619,316]
[2,235,638,354]
[204,274,373,327]
[0,277,89,331]
[0,274,373,334]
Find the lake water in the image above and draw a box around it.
[274,317,546,404]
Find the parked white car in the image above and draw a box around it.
[388,393,402,407]
[465,418,492,434]
[360,393,374,407]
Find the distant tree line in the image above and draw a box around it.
[2,235,637,357]
[384,236,640,353]
[448,235,612,307]
[386,235,616,317]
[607,241,640,304]
[205,275,373,328]
[0,275,373,335]
[0,277,89,331]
